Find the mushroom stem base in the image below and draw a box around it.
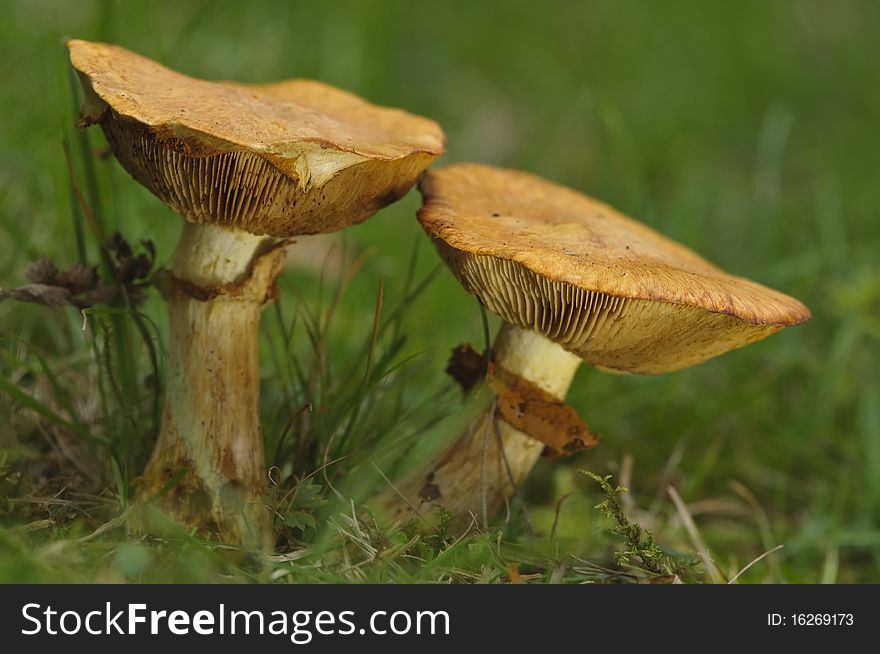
[378,324,581,531]
[134,223,285,550]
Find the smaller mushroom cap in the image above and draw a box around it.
[68,40,445,237]
[419,164,811,374]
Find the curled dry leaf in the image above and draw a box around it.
[56,262,99,294]
[0,283,73,308]
[445,343,487,394]
[24,257,59,285]
[0,233,156,311]
[488,363,599,458]
[444,342,599,457]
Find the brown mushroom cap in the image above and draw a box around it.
[418,164,811,374]
[68,39,445,237]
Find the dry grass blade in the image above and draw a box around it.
[479,402,494,530]
[265,549,312,563]
[550,491,573,556]
[728,478,780,580]
[728,544,784,584]
[13,519,54,533]
[76,505,134,543]
[667,485,721,583]
[372,463,424,522]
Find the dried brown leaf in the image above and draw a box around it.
[0,284,72,308]
[445,343,487,394]
[488,364,598,458]
[24,258,59,285]
[57,262,99,294]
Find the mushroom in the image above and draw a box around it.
[68,40,444,547]
[381,163,810,528]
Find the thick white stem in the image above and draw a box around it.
[171,222,269,285]
[382,323,581,529]
[137,222,283,549]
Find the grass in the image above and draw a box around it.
[1,0,879,583]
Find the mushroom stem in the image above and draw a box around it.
[136,222,286,549]
[381,323,581,529]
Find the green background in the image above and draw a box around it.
[1,0,878,583]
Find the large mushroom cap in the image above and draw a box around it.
[68,39,445,237]
[419,164,811,374]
